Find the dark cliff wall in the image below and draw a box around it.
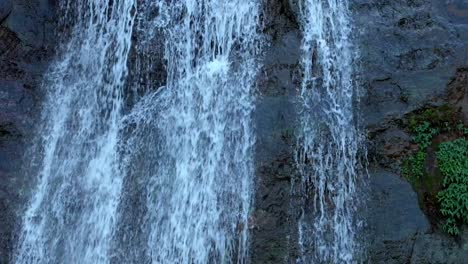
[252,0,468,263]
[1,0,467,263]
[0,0,56,262]
[357,0,468,263]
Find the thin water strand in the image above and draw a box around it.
[295,0,363,263]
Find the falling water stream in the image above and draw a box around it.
[13,1,136,263]
[121,1,260,263]
[13,0,260,263]
[295,0,364,263]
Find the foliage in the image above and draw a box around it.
[457,122,468,135]
[412,121,439,150]
[402,150,426,184]
[402,122,437,184]
[403,105,468,235]
[408,105,459,133]
[436,139,468,235]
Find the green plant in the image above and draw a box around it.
[413,121,439,150]
[457,123,468,135]
[408,105,459,133]
[402,150,426,184]
[403,105,468,235]
[402,122,436,187]
[436,138,468,235]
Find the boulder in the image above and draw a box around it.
[369,169,431,240]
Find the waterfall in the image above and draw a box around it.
[295,0,364,263]
[11,0,366,262]
[119,1,260,263]
[13,0,260,263]
[13,1,136,263]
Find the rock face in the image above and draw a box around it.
[367,169,430,264]
[0,1,12,22]
[355,0,468,263]
[1,0,468,263]
[355,0,468,130]
[0,0,56,262]
[251,0,468,263]
[250,1,302,263]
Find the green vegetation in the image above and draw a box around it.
[457,122,468,135]
[412,122,439,149]
[402,105,468,235]
[407,104,459,133]
[402,150,426,185]
[402,121,437,185]
[436,139,468,235]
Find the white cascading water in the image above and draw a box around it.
[14,0,260,264]
[119,1,260,263]
[295,0,364,263]
[13,1,136,263]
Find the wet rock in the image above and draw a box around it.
[369,169,431,241]
[0,26,20,58]
[262,0,299,41]
[367,169,431,263]
[3,0,56,48]
[286,0,300,19]
[446,0,468,24]
[0,0,12,22]
[354,0,468,126]
[373,128,412,169]
[0,0,467,263]
[251,1,301,262]
[447,68,468,121]
[411,231,468,264]
[357,1,468,262]
[256,0,468,262]
[0,0,57,262]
